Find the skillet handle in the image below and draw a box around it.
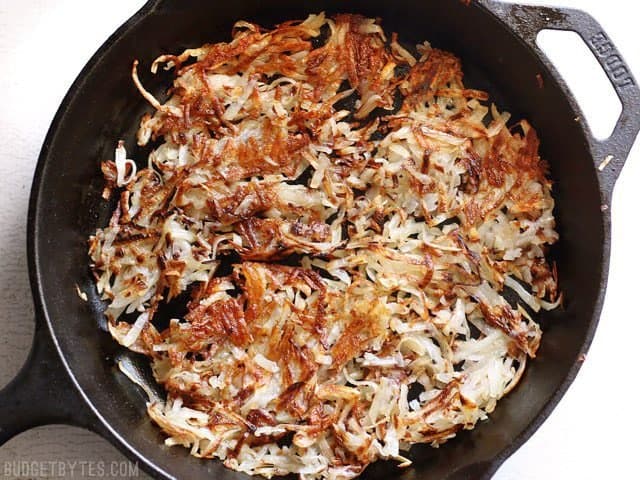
[482,1,640,198]
[0,320,99,445]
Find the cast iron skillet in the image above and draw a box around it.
[2,0,639,478]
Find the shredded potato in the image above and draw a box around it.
[89,13,560,479]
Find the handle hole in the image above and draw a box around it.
[537,29,621,140]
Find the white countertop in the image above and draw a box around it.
[1,1,638,478]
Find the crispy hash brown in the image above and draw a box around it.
[89,12,560,479]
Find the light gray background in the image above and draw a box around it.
[1,1,638,479]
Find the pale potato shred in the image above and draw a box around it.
[88,12,561,480]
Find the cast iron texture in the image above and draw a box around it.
[1,1,638,479]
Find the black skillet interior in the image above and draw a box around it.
[29,0,610,478]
